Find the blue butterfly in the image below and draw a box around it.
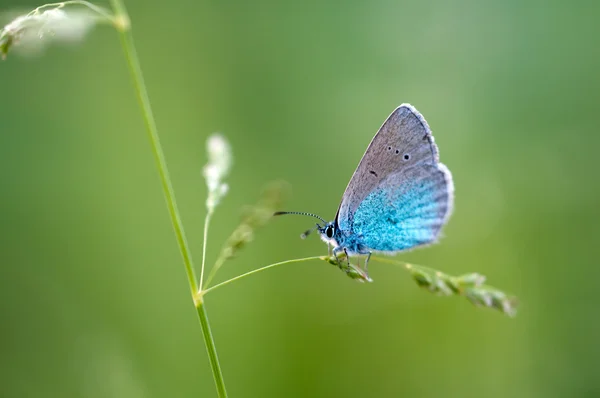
[276,104,454,275]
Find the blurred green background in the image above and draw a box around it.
[1,0,599,397]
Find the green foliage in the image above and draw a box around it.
[405,264,518,316]
[324,255,517,316]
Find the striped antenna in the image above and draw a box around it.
[273,211,327,239]
[273,211,327,224]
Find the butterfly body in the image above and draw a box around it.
[277,104,453,274]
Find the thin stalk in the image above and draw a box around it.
[202,254,226,290]
[199,210,213,288]
[28,1,113,19]
[109,0,228,396]
[370,256,411,269]
[202,256,322,295]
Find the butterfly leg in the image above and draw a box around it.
[343,248,351,267]
[333,247,360,278]
[332,246,342,264]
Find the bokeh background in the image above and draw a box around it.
[1,0,599,397]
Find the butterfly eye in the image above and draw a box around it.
[326,225,334,238]
[403,153,410,161]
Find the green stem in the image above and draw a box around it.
[197,301,228,398]
[370,256,411,269]
[203,256,323,295]
[109,1,227,396]
[109,0,197,295]
[371,256,443,274]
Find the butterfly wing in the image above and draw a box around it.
[335,104,453,252]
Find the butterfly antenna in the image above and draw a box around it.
[273,211,328,239]
[273,211,327,224]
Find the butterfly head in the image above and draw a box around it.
[316,221,339,247]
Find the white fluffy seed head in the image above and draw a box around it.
[1,7,100,59]
[203,134,232,212]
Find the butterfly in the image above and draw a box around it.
[275,104,454,276]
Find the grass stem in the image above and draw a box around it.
[109,0,228,395]
[196,301,228,397]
